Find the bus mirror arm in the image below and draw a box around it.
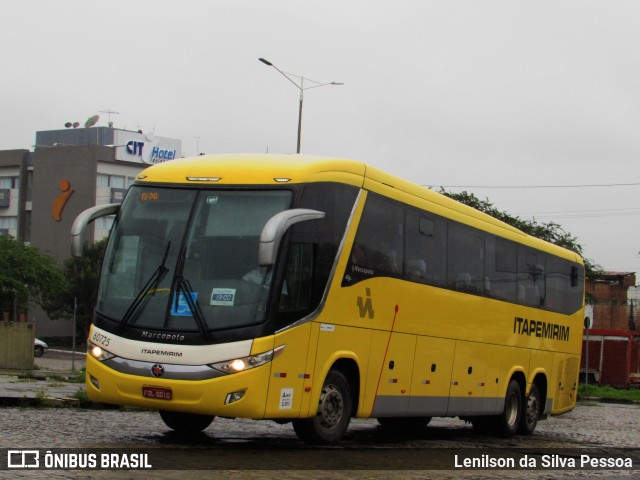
[258,209,325,267]
[70,203,120,257]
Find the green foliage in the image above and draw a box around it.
[441,190,602,278]
[68,368,86,384]
[63,239,107,339]
[578,384,640,402]
[73,388,93,408]
[0,235,70,319]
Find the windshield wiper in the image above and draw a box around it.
[118,241,171,333]
[174,277,211,340]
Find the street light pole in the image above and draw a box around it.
[297,77,304,154]
[259,58,343,153]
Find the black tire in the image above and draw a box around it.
[519,382,540,435]
[377,417,431,431]
[34,346,44,357]
[159,410,214,433]
[292,369,352,445]
[496,379,522,438]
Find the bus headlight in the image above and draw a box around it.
[210,345,285,374]
[88,341,116,362]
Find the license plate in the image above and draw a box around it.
[142,386,173,400]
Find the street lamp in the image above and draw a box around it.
[259,57,343,153]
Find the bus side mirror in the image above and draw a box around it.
[258,209,325,267]
[70,203,120,257]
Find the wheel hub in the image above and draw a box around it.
[317,384,343,428]
[526,394,539,425]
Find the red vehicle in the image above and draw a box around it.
[581,329,640,387]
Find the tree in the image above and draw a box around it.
[0,235,70,320]
[440,190,602,278]
[63,239,107,340]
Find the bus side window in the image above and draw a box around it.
[545,255,566,313]
[404,210,446,286]
[486,236,517,302]
[447,223,485,294]
[345,193,404,283]
[517,249,546,307]
[567,263,584,314]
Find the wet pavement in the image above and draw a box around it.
[1,351,639,478]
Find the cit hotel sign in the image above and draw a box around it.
[114,131,182,165]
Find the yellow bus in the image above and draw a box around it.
[72,154,584,444]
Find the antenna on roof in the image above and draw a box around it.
[85,115,100,128]
[99,108,119,127]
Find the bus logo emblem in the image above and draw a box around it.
[357,288,374,319]
[151,364,165,377]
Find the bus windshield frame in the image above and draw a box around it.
[95,185,293,342]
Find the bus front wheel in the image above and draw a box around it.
[292,369,352,445]
[159,410,214,433]
[495,379,522,438]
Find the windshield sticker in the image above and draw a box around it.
[206,196,218,205]
[211,288,236,306]
[171,292,198,317]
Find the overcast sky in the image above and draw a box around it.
[2,1,639,281]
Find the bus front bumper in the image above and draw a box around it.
[85,355,270,418]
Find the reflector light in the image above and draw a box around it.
[273,178,291,183]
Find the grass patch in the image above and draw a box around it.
[73,388,93,408]
[67,368,86,384]
[578,384,640,402]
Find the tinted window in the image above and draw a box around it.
[545,255,566,312]
[486,235,517,302]
[340,190,583,316]
[517,248,545,308]
[447,223,486,294]
[277,183,358,327]
[405,209,447,286]
[567,263,584,314]
[344,193,404,285]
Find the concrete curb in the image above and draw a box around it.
[0,349,87,406]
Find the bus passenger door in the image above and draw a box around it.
[371,333,417,417]
[408,336,455,416]
[264,239,322,417]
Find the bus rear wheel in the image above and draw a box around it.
[495,379,522,438]
[159,410,214,433]
[519,383,540,435]
[292,369,352,445]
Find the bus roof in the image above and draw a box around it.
[137,154,366,188]
[136,154,582,263]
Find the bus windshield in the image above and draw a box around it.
[96,186,292,335]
